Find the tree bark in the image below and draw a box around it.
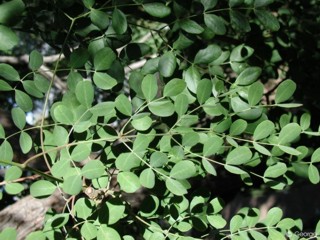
[0,190,65,240]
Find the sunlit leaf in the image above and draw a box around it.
[275,79,296,104]
[226,146,252,165]
[30,180,56,198]
[117,172,141,193]
[170,160,197,179]
[82,160,105,179]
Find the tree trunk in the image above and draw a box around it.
[0,190,65,240]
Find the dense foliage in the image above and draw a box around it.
[0,0,319,239]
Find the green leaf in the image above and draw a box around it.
[165,178,188,196]
[300,113,311,131]
[97,226,121,240]
[226,146,252,165]
[308,164,320,184]
[76,81,94,108]
[150,151,168,167]
[203,135,223,157]
[0,25,19,53]
[278,145,301,156]
[140,168,155,188]
[275,79,296,104]
[0,228,17,240]
[47,213,69,228]
[229,0,244,7]
[29,50,43,70]
[197,79,212,104]
[0,80,12,91]
[34,74,50,93]
[112,8,127,34]
[278,123,301,144]
[139,195,160,218]
[54,104,75,124]
[253,120,274,141]
[248,81,264,106]
[25,231,46,240]
[115,152,141,171]
[94,47,117,71]
[115,94,132,116]
[267,229,285,240]
[142,74,158,101]
[276,103,302,108]
[131,114,153,131]
[82,160,105,179]
[90,9,110,29]
[0,63,19,81]
[316,219,320,236]
[70,48,89,68]
[230,10,251,32]
[90,101,115,116]
[201,0,218,10]
[231,96,262,120]
[263,207,283,226]
[230,215,243,233]
[235,67,261,86]
[255,9,280,31]
[11,107,26,130]
[149,100,175,117]
[0,0,25,25]
[254,0,274,8]
[204,14,226,35]
[0,125,5,139]
[170,160,196,179]
[159,52,176,78]
[93,72,117,90]
[19,132,33,154]
[104,198,126,225]
[182,132,200,147]
[30,180,56,198]
[185,65,201,93]
[180,19,204,34]
[173,33,194,50]
[194,44,222,64]
[62,174,82,195]
[23,80,43,98]
[250,231,267,240]
[253,142,271,156]
[230,44,254,62]
[174,94,189,116]
[276,218,296,229]
[81,222,97,240]
[5,166,22,181]
[207,214,227,229]
[117,172,141,193]
[202,158,217,175]
[143,3,171,18]
[264,162,287,178]
[71,143,92,162]
[0,140,13,162]
[15,89,33,112]
[230,119,247,136]
[163,78,186,97]
[74,198,94,220]
[311,148,320,163]
[5,182,24,195]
